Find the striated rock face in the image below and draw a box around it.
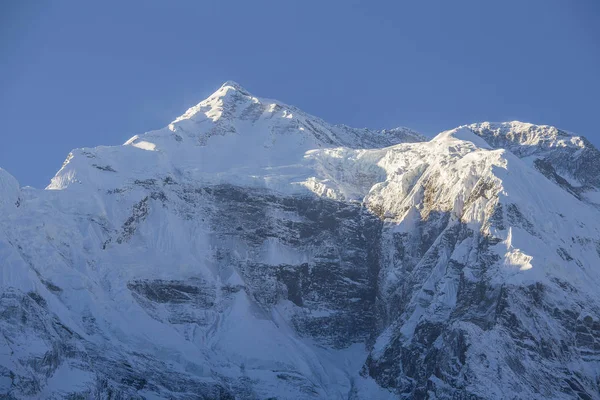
[1,83,600,399]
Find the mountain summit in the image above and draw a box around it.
[1,83,600,399]
[48,81,425,193]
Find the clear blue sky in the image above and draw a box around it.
[1,0,599,188]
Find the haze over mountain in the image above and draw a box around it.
[1,82,600,399]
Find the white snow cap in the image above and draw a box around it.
[219,80,249,93]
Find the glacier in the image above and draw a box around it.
[1,81,600,399]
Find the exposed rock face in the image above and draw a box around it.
[1,83,600,399]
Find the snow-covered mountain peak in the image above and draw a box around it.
[160,81,425,148]
[219,79,249,93]
[467,121,586,150]
[4,85,600,399]
[462,121,600,194]
[171,80,257,124]
[49,82,426,191]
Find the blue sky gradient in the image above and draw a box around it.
[1,0,599,188]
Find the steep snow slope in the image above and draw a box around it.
[1,83,599,400]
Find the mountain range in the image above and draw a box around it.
[1,82,600,399]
